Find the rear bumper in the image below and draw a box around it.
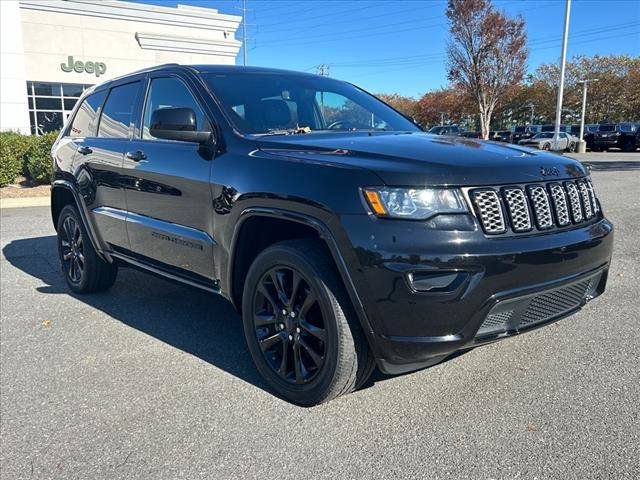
[338,214,614,374]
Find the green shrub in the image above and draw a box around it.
[24,131,58,184]
[0,131,31,186]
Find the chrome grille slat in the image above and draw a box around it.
[472,190,506,234]
[527,185,554,229]
[586,179,599,213]
[471,179,600,236]
[548,183,571,226]
[503,188,531,232]
[578,181,593,218]
[565,182,584,223]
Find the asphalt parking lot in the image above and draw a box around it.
[1,168,639,479]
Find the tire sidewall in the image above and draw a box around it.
[57,205,91,292]
[242,245,345,405]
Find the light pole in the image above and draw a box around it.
[553,0,571,151]
[577,78,598,152]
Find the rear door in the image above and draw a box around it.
[121,73,216,282]
[83,79,143,249]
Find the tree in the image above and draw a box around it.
[414,88,474,127]
[446,0,527,139]
[375,93,418,119]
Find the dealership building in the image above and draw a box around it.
[0,0,242,134]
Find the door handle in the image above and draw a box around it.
[77,146,92,155]
[125,150,147,162]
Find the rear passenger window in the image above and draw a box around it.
[68,90,106,137]
[98,82,140,138]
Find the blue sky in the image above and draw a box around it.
[133,0,640,97]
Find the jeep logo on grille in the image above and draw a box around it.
[540,166,560,177]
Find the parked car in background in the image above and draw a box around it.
[428,125,462,136]
[494,130,513,143]
[570,124,599,150]
[518,131,579,152]
[460,131,481,138]
[593,123,638,152]
[512,125,541,144]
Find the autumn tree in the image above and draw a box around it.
[414,88,474,127]
[526,55,640,124]
[446,0,527,139]
[375,93,418,119]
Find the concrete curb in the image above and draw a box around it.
[0,196,50,209]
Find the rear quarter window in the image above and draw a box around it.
[68,90,106,138]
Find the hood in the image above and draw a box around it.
[257,132,587,186]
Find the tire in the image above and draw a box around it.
[242,239,374,406]
[567,142,576,152]
[56,204,117,293]
[542,143,551,151]
[621,139,634,152]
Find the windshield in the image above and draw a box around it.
[598,125,616,132]
[534,132,554,139]
[428,126,444,134]
[514,126,526,133]
[201,72,420,135]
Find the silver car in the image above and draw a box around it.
[518,132,579,152]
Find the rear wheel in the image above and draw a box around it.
[567,142,576,152]
[56,204,117,293]
[242,239,374,406]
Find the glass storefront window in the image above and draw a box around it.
[27,81,93,135]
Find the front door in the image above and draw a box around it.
[122,74,216,282]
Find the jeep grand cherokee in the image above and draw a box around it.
[50,65,613,405]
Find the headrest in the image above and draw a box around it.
[261,99,292,129]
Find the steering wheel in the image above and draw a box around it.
[327,120,355,130]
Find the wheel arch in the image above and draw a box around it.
[227,207,378,354]
[51,180,111,263]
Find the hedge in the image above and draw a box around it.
[0,131,59,186]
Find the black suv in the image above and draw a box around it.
[511,125,540,144]
[593,123,638,152]
[51,65,613,405]
[570,124,599,150]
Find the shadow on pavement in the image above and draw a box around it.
[3,235,468,403]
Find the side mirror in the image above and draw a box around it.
[149,107,212,144]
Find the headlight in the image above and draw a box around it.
[363,187,468,220]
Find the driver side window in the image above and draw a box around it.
[142,77,206,140]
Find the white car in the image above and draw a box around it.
[518,132,579,152]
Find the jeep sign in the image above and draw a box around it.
[60,56,106,77]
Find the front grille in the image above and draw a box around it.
[472,190,506,234]
[475,273,602,338]
[471,179,600,235]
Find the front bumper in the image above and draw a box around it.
[338,214,614,374]
[593,138,619,148]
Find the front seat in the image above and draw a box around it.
[260,99,293,130]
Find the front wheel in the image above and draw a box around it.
[567,142,576,152]
[57,204,117,293]
[542,143,551,151]
[242,239,374,406]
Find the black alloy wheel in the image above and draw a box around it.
[242,239,374,406]
[253,266,326,384]
[60,214,85,285]
[56,204,118,293]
